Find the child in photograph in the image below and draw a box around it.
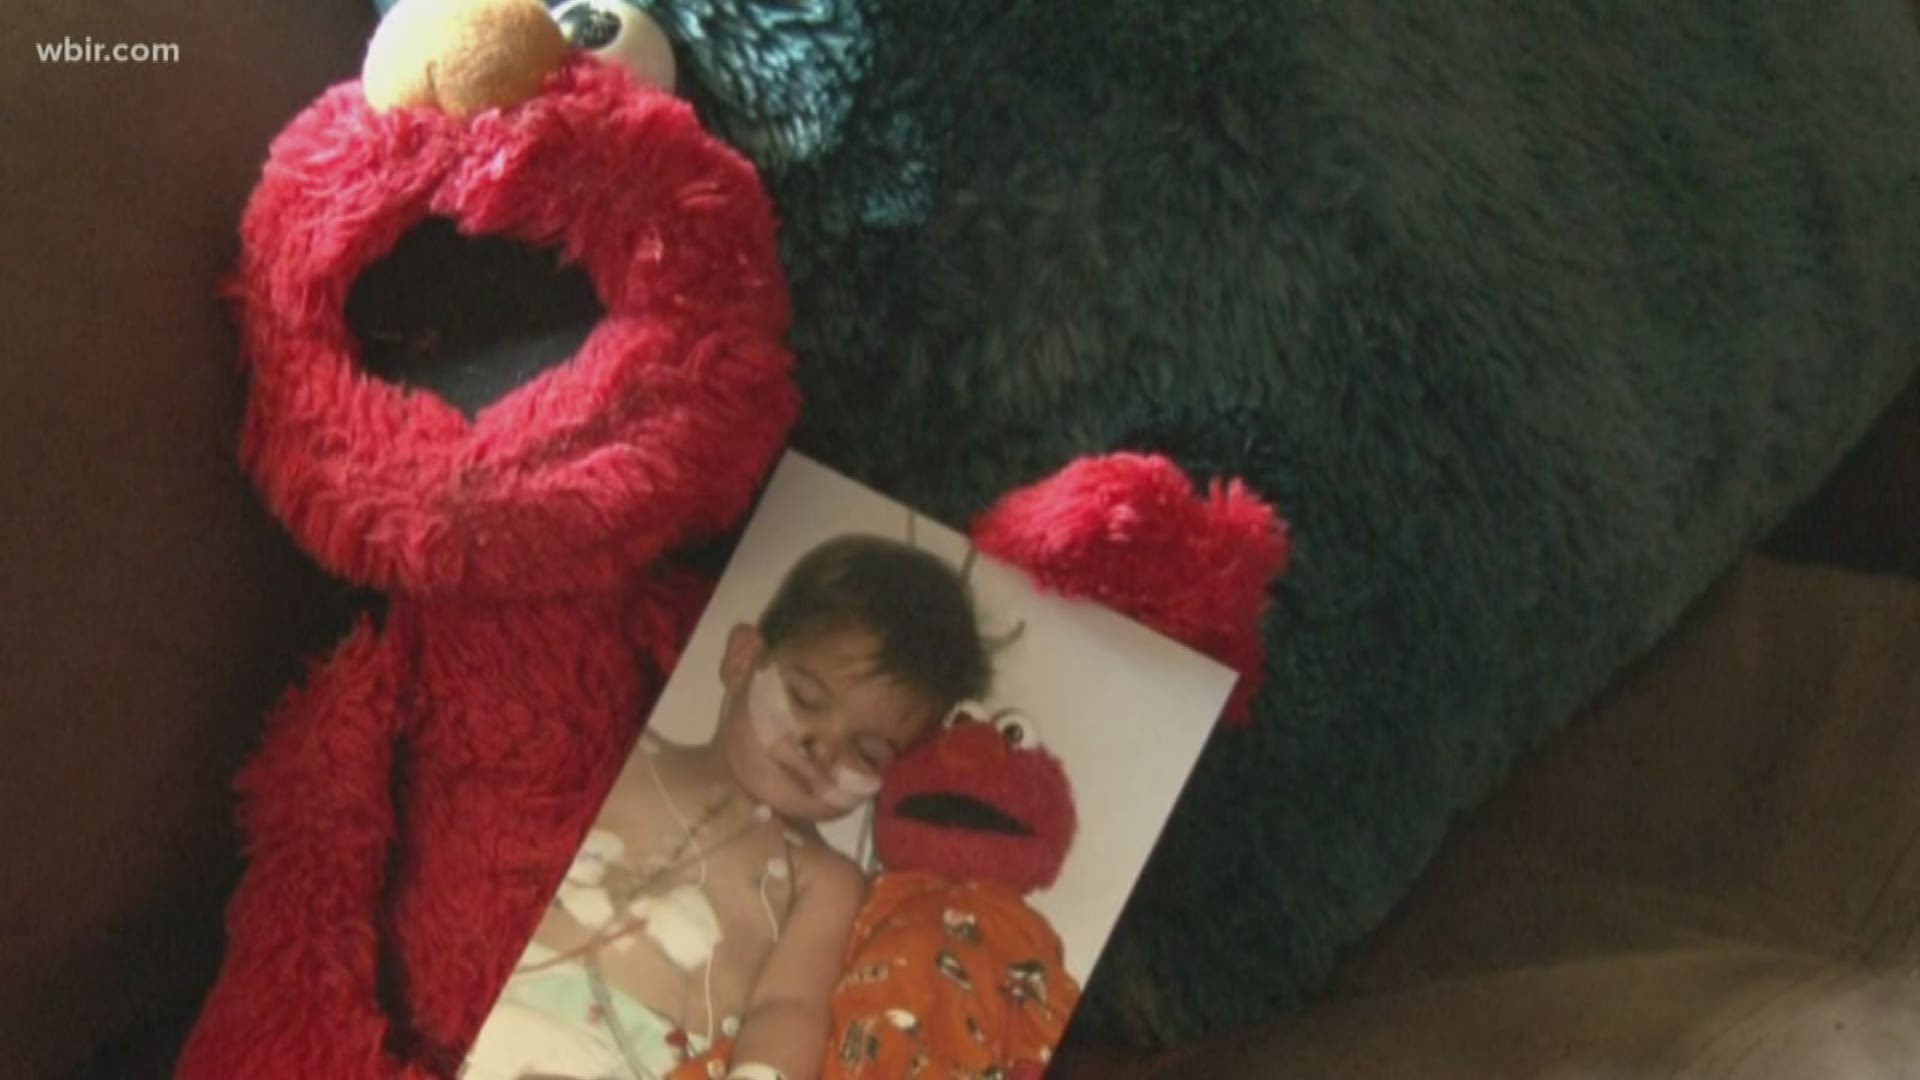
[463,536,991,1080]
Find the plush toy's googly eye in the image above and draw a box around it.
[552,0,676,92]
[989,707,1040,749]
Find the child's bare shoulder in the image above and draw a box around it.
[791,837,868,906]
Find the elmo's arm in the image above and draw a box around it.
[972,453,1290,725]
[177,618,432,1080]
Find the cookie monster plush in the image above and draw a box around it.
[597,0,1920,1050]
[350,0,1920,1055]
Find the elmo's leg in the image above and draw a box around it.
[177,618,434,1080]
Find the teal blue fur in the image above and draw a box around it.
[378,0,1920,1049]
[773,0,1920,1047]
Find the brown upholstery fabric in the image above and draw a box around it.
[1770,376,1920,581]
[1057,555,1920,1078]
[0,3,371,1076]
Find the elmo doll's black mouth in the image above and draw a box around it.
[894,792,1034,835]
[346,217,603,418]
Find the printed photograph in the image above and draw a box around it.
[462,452,1236,1080]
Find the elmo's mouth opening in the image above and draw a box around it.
[346,217,603,418]
[894,792,1034,836]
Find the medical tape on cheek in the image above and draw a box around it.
[746,665,801,750]
[749,665,884,809]
[819,766,882,810]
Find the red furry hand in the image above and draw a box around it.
[971,453,1290,726]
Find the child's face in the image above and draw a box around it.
[717,623,941,822]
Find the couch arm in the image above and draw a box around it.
[1769,371,1920,579]
[0,3,373,1077]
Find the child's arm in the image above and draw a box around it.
[723,849,868,1080]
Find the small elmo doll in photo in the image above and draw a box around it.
[177,0,1290,1075]
[827,712,1083,1080]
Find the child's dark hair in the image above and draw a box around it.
[760,535,990,712]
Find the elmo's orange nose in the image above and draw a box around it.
[363,0,567,119]
[937,719,1009,771]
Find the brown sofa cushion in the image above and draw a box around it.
[1057,555,1920,1077]
[0,3,371,1076]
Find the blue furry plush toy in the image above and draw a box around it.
[369,0,1920,1050]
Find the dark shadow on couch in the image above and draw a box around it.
[0,2,373,1077]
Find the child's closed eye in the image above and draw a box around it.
[854,737,894,773]
[786,683,824,713]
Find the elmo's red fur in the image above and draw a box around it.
[876,716,1078,894]
[181,49,1289,1080]
[178,60,794,1079]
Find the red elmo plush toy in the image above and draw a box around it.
[178,1,1291,1077]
